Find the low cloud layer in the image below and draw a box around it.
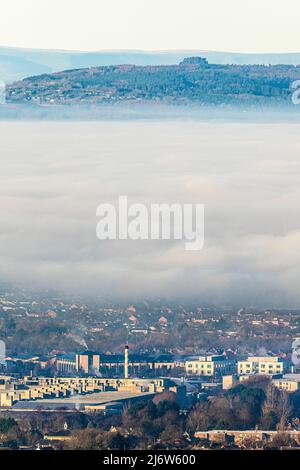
[1,120,300,307]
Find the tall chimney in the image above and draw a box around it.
[124,345,129,379]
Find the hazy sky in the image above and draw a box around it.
[0,0,299,52]
[1,121,300,307]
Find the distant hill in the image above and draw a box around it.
[6,57,300,106]
[1,46,300,82]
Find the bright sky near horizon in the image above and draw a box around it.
[0,0,299,53]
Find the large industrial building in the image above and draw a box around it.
[56,350,185,376]
[0,375,184,409]
[0,346,187,410]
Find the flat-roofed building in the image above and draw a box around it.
[222,374,239,390]
[0,376,180,408]
[0,376,15,391]
[273,374,300,392]
[185,355,235,377]
[56,351,185,377]
[75,351,100,375]
[237,356,285,376]
[56,355,76,374]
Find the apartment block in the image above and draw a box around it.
[185,355,235,377]
[273,374,300,392]
[237,356,285,375]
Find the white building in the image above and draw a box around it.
[185,355,235,377]
[237,356,285,376]
[273,374,300,392]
